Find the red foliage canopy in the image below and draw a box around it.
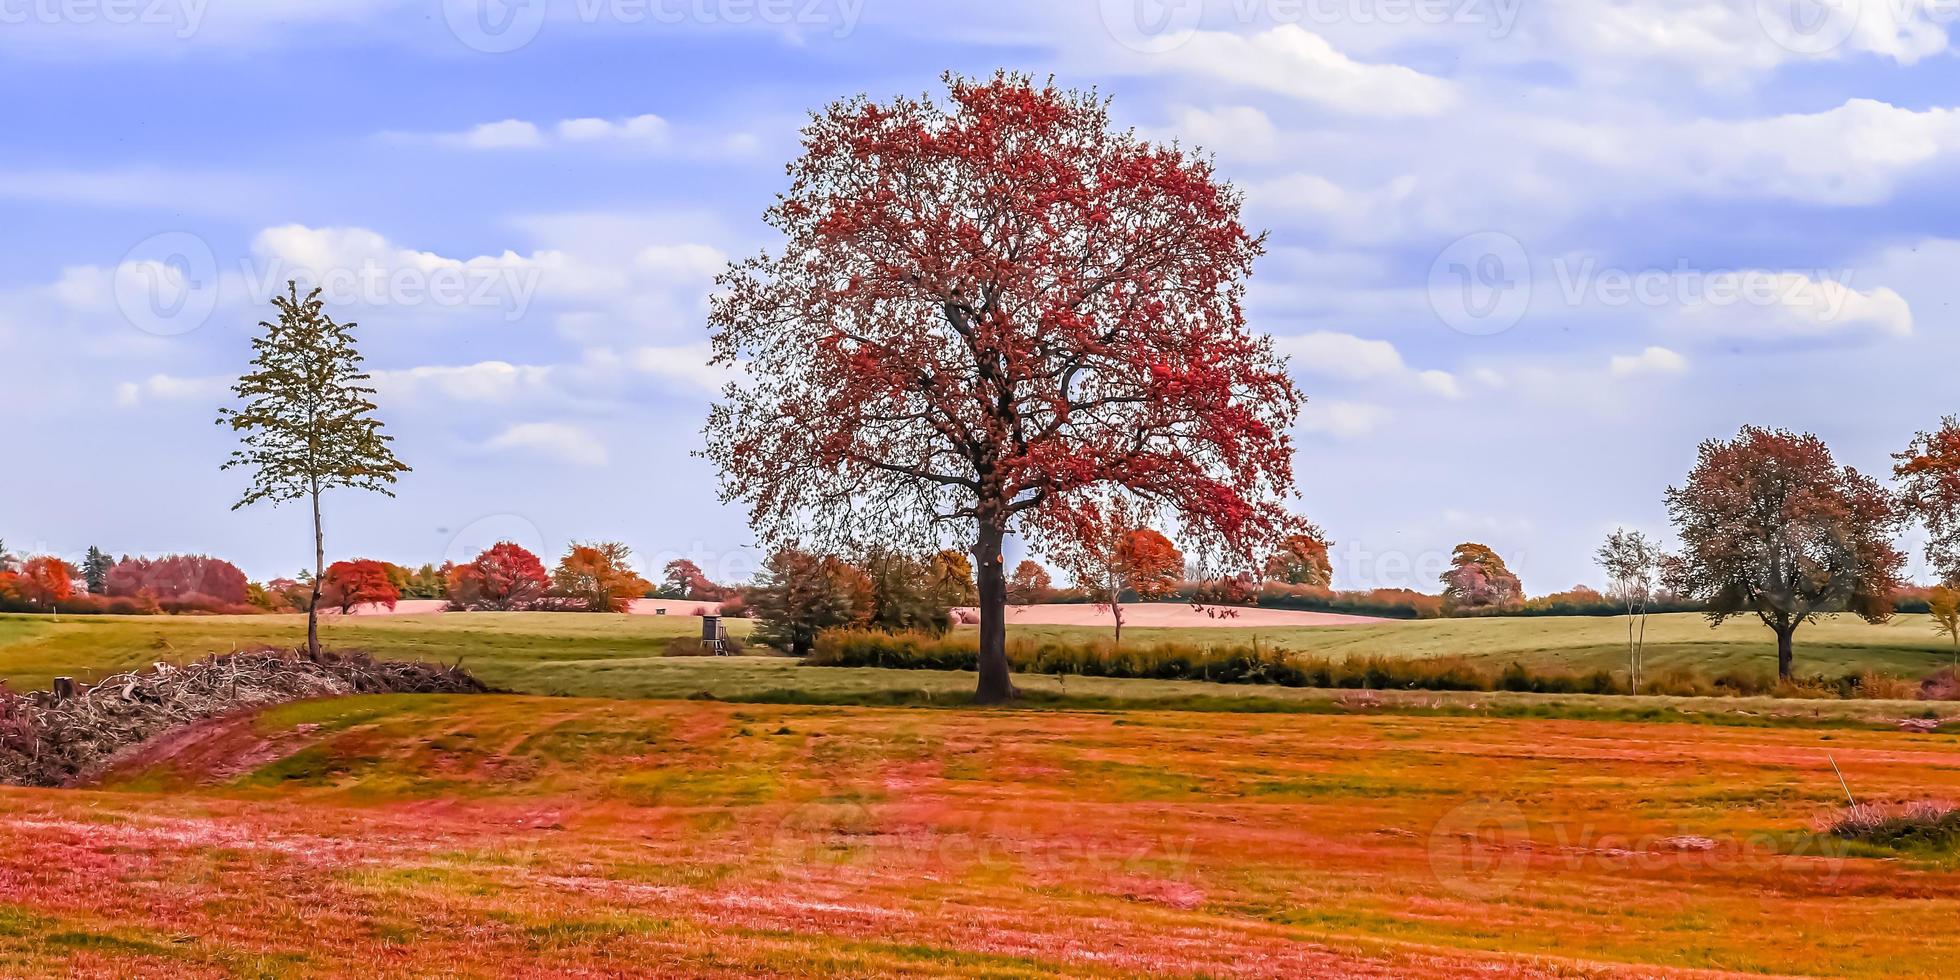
[1668,426,1904,678]
[552,543,650,614]
[16,557,75,609]
[1060,518,1185,642]
[1264,529,1333,587]
[106,554,250,606]
[447,542,550,611]
[705,73,1303,699]
[321,559,400,614]
[1895,415,1960,583]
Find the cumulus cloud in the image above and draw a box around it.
[1144,106,1280,162]
[404,114,755,158]
[1274,331,1461,398]
[372,361,560,403]
[114,373,227,408]
[1607,346,1688,377]
[1296,399,1390,439]
[1158,26,1457,116]
[627,343,739,393]
[1532,0,1952,79]
[485,422,609,467]
[1668,272,1912,340]
[1546,99,1960,207]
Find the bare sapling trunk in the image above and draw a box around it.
[1625,594,1637,692]
[308,481,323,659]
[973,518,1015,704]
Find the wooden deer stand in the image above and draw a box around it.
[701,615,729,656]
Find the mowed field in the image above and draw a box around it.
[0,695,1955,976]
[2,609,1959,976]
[1,608,1956,699]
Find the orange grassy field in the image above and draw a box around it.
[0,694,1954,977]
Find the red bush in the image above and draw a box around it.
[106,555,249,606]
[446,542,550,611]
[321,560,400,613]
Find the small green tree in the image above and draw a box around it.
[1596,528,1658,691]
[748,547,868,656]
[81,546,111,595]
[1930,584,1960,669]
[218,283,408,656]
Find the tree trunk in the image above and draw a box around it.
[1625,600,1636,691]
[1112,603,1123,646]
[1775,625,1795,680]
[307,483,323,659]
[972,518,1016,704]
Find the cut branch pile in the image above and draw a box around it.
[0,648,487,787]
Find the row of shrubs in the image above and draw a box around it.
[1042,583,1710,620]
[803,629,1953,700]
[0,592,260,617]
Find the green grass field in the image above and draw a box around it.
[4,608,1960,975]
[2,608,1957,727]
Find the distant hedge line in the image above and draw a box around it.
[803,629,1945,700]
[805,629,1628,692]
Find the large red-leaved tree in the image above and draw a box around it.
[704,73,1303,702]
[1666,426,1904,679]
[447,542,550,611]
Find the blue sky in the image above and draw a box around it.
[4,0,1957,591]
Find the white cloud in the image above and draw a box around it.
[407,113,754,158]
[1669,272,1912,340]
[1607,346,1688,377]
[114,373,227,408]
[1275,330,1461,398]
[627,343,738,393]
[558,114,671,145]
[1545,99,1960,207]
[457,119,545,150]
[485,422,609,467]
[373,361,559,403]
[1147,106,1280,162]
[1532,0,1951,80]
[1159,26,1457,116]
[1296,399,1390,439]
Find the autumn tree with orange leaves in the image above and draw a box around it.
[1062,520,1184,644]
[1667,426,1904,679]
[16,556,76,612]
[553,543,651,614]
[321,559,399,614]
[1895,416,1960,584]
[704,73,1303,701]
[1264,529,1333,587]
[1007,560,1054,605]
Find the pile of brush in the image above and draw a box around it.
[0,647,486,787]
